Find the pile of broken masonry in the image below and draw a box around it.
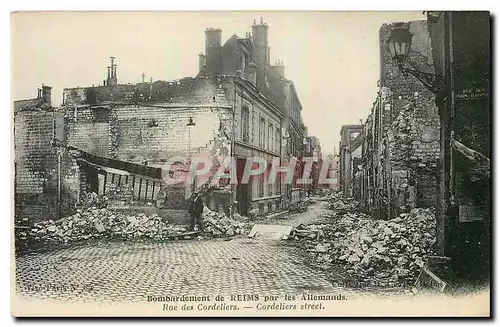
[291,196,437,289]
[17,202,251,252]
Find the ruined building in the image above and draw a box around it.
[14,85,82,224]
[426,11,490,283]
[12,18,308,225]
[353,20,440,218]
[338,125,363,199]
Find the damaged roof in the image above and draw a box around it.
[14,98,46,113]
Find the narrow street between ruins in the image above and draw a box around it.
[11,12,491,318]
[15,198,346,304]
[15,189,445,305]
[281,195,437,297]
[15,192,438,304]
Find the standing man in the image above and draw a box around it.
[189,192,205,232]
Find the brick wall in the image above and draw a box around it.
[113,105,231,163]
[14,110,82,223]
[14,111,57,194]
[64,77,236,213]
[66,107,111,157]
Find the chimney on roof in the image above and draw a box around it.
[248,62,257,86]
[110,57,115,77]
[204,28,222,76]
[106,57,118,86]
[273,59,285,77]
[42,84,52,107]
[252,17,270,88]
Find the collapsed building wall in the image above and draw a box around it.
[14,110,82,224]
[339,125,363,199]
[62,75,285,218]
[359,21,440,218]
[388,95,440,214]
[63,76,234,214]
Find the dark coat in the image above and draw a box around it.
[189,196,204,216]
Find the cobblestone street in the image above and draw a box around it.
[264,198,331,227]
[15,200,344,304]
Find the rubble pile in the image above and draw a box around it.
[23,205,251,251]
[327,198,360,214]
[26,208,190,247]
[292,208,436,287]
[288,201,308,213]
[317,190,344,201]
[202,207,250,236]
[80,191,109,209]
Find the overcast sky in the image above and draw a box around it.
[12,11,425,154]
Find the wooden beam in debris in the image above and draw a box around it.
[103,172,107,195]
[69,145,163,179]
[138,178,143,200]
[452,139,490,163]
[451,139,490,181]
[132,176,136,200]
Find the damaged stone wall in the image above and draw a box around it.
[339,125,364,199]
[15,111,58,194]
[65,107,111,158]
[63,76,233,106]
[14,110,82,223]
[63,76,235,214]
[359,88,393,218]
[388,95,440,214]
[358,21,440,218]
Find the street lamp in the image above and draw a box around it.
[186,117,196,192]
[387,24,413,70]
[187,117,195,157]
[387,23,437,93]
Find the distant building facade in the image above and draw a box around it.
[338,125,363,198]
